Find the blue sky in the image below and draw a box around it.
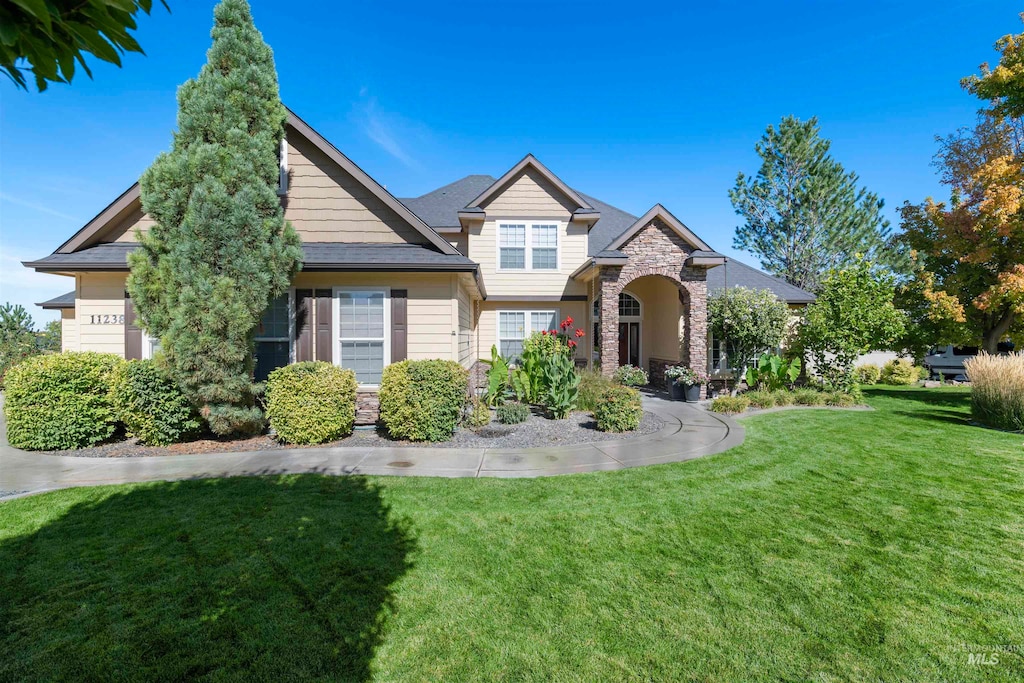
[0,0,1018,323]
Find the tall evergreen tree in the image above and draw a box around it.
[128,0,301,436]
[729,116,895,291]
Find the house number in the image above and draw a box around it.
[89,314,125,325]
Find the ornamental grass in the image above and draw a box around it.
[965,351,1024,432]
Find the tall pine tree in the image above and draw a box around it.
[128,0,301,435]
[729,116,895,291]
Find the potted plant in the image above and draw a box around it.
[664,366,709,402]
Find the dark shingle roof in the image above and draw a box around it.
[706,259,815,303]
[399,175,497,228]
[25,242,476,271]
[37,291,76,309]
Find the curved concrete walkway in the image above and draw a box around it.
[0,395,743,500]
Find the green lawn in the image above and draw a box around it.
[2,387,1022,681]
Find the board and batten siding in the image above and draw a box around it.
[76,272,128,356]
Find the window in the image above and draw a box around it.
[255,293,291,382]
[619,292,641,318]
[336,289,388,385]
[498,310,556,362]
[141,335,161,360]
[498,222,559,271]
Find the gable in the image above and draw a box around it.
[477,166,579,217]
[618,218,698,259]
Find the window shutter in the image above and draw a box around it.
[124,293,142,360]
[315,289,332,362]
[391,289,407,362]
[294,289,314,362]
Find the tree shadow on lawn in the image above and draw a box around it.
[0,475,415,682]
[865,386,971,410]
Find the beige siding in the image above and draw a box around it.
[622,278,682,370]
[112,207,156,243]
[293,272,457,361]
[456,281,473,367]
[77,272,128,356]
[61,308,78,352]
[477,300,587,363]
[447,233,468,255]
[285,135,427,244]
[480,167,578,216]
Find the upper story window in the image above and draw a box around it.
[498,222,559,271]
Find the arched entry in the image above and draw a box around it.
[618,292,641,367]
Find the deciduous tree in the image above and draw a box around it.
[730,116,896,291]
[708,287,790,386]
[127,0,302,436]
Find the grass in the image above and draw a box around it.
[2,387,1023,681]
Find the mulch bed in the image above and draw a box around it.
[40,409,664,458]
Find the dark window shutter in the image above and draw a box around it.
[294,289,314,362]
[124,293,142,360]
[315,289,332,362]
[391,289,407,362]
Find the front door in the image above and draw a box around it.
[618,322,639,367]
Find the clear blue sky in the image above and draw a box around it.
[1,0,1018,323]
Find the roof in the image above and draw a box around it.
[706,258,816,304]
[25,242,478,272]
[466,155,593,211]
[37,291,75,309]
[604,204,714,253]
[399,175,496,228]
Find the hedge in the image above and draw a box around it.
[379,359,468,442]
[4,352,124,450]
[110,359,203,446]
[265,362,358,444]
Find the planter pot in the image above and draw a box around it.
[683,384,702,402]
[668,381,686,400]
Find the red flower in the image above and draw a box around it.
[541,330,548,335]
[568,340,577,348]
[574,328,585,338]
[565,316,574,325]
[550,329,557,335]
[560,320,569,330]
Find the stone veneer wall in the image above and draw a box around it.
[648,358,676,389]
[356,391,379,426]
[599,218,710,398]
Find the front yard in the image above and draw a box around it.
[2,387,1022,681]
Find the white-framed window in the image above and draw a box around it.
[498,309,557,361]
[141,335,160,360]
[255,293,292,382]
[334,288,389,386]
[498,222,560,271]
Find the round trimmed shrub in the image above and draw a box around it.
[265,362,357,444]
[881,359,919,385]
[594,385,642,432]
[379,359,469,442]
[110,359,202,446]
[4,351,124,450]
[854,363,881,385]
[709,395,750,414]
[496,401,530,425]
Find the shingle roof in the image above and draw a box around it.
[25,242,477,271]
[37,291,75,309]
[706,258,816,303]
[399,175,497,228]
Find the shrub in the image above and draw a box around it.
[4,352,123,450]
[594,385,643,432]
[577,369,615,412]
[613,364,648,387]
[496,401,530,425]
[965,352,1024,432]
[264,362,357,444]
[744,390,777,409]
[854,363,881,385]
[379,359,469,442]
[792,388,826,406]
[110,359,202,446]
[745,353,800,391]
[881,359,919,386]
[772,390,795,406]
[824,391,857,407]
[465,396,491,428]
[709,396,750,414]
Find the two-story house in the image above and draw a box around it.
[27,110,813,418]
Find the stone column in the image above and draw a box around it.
[599,269,621,377]
[685,280,709,398]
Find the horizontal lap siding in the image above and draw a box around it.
[61,309,78,352]
[477,300,587,363]
[113,208,156,242]
[77,272,128,356]
[457,281,473,367]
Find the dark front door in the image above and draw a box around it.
[618,322,639,367]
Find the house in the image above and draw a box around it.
[27,110,814,417]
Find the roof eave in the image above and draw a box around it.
[467,154,594,211]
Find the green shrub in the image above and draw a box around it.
[881,359,920,386]
[379,359,469,442]
[110,359,202,446]
[265,362,357,444]
[709,396,750,414]
[613,364,648,387]
[792,388,826,406]
[744,390,777,409]
[772,390,795,406]
[854,363,881,385]
[825,391,857,407]
[965,352,1024,432]
[4,352,123,450]
[496,401,530,425]
[465,396,491,428]
[594,385,642,432]
[577,369,615,412]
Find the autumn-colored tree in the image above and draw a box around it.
[896,17,1024,354]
